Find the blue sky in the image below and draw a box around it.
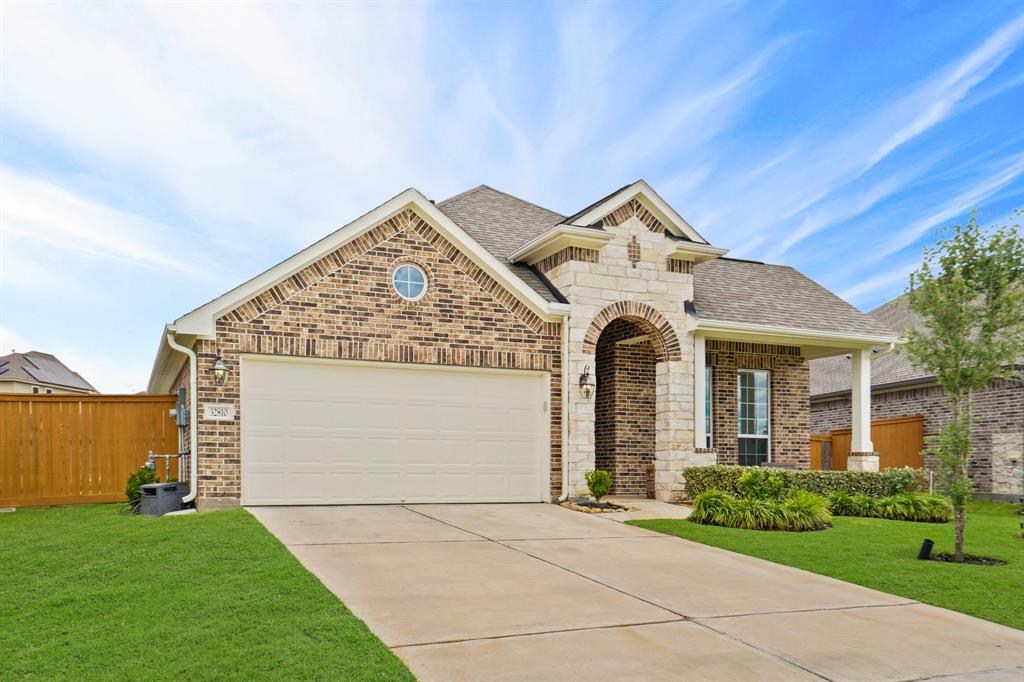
[1,1,1022,392]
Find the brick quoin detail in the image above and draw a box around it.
[190,207,562,504]
[583,301,682,362]
[601,198,666,233]
[707,339,809,468]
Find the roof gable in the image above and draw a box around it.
[172,188,567,339]
[561,180,709,244]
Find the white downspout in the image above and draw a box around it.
[165,331,199,505]
[559,314,571,502]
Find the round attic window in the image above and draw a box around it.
[392,263,427,301]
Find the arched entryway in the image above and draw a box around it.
[594,317,658,496]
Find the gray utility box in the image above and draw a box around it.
[139,482,189,516]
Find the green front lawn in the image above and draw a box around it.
[0,504,414,680]
[630,499,1023,630]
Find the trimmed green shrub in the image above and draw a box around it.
[125,466,159,512]
[851,493,881,517]
[585,469,612,503]
[689,489,831,531]
[684,465,926,499]
[782,490,833,531]
[689,489,731,524]
[737,468,784,501]
[880,466,925,494]
[828,492,951,523]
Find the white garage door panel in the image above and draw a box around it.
[241,357,549,505]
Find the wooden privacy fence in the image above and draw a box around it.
[0,394,178,507]
[811,415,925,471]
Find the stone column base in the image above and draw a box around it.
[847,453,880,472]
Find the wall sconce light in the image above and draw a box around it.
[579,365,595,400]
[210,352,230,387]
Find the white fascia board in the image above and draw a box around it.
[173,188,566,339]
[147,325,195,394]
[668,241,729,262]
[508,224,615,264]
[567,180,710,244]
[694,317,900,349]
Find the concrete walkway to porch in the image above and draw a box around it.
[250,503,1024,682]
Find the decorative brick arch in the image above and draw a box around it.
[583,301,682,362]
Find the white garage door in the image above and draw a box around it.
[240,356,550,505]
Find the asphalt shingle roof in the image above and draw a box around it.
[437,185,567,302]
[0,351,97,392]
[437,186,890,341]
[692,258,895,338]
[810,296,931,397]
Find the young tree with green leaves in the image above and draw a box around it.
[904,210,1023,561]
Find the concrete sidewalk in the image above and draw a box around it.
[250,503,1024,682]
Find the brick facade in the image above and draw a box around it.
[187,208,562,506]
[811,376,1024,494]
[707,340,810,468]
[594,318,657,495]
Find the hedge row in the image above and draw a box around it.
[828,491,952,523]
[683,465,924,499]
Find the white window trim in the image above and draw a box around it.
[705,364,713,449]
[392,263,428,302]
[736,368,771,464]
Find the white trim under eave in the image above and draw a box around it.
[566,180,709,244]
[668,241,729,263]
[508,224,615,264]
[695,317,900,349]
[172,188,567,339]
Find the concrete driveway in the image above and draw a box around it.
[250,503,1024,682]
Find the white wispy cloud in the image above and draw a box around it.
[839,259,919,304]
[876,150,1024,259]
[0,166,194,272]
[697,14,1024,248]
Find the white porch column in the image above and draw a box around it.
[693,334,706,450]
[848,347,879,472]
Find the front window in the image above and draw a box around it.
[704,365,713,448]
[737,369,769,465]
[392,263,427,301]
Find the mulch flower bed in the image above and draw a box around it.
[560,500,632,514]
[932,553,1007,566]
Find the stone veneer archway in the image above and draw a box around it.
[583,301,682,362]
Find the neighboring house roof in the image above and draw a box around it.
[693,258,896,339]
[0,351,96,392]
[810,296,931,398]
[437,185,567,302]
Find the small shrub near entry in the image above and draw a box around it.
[585,470,612,503]
[125,466,159,512]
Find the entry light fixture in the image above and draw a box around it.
[210,352,230,387]
[579,365,595,400]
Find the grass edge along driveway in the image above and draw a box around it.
[0,504,414,681]
[630,499,1023,630]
